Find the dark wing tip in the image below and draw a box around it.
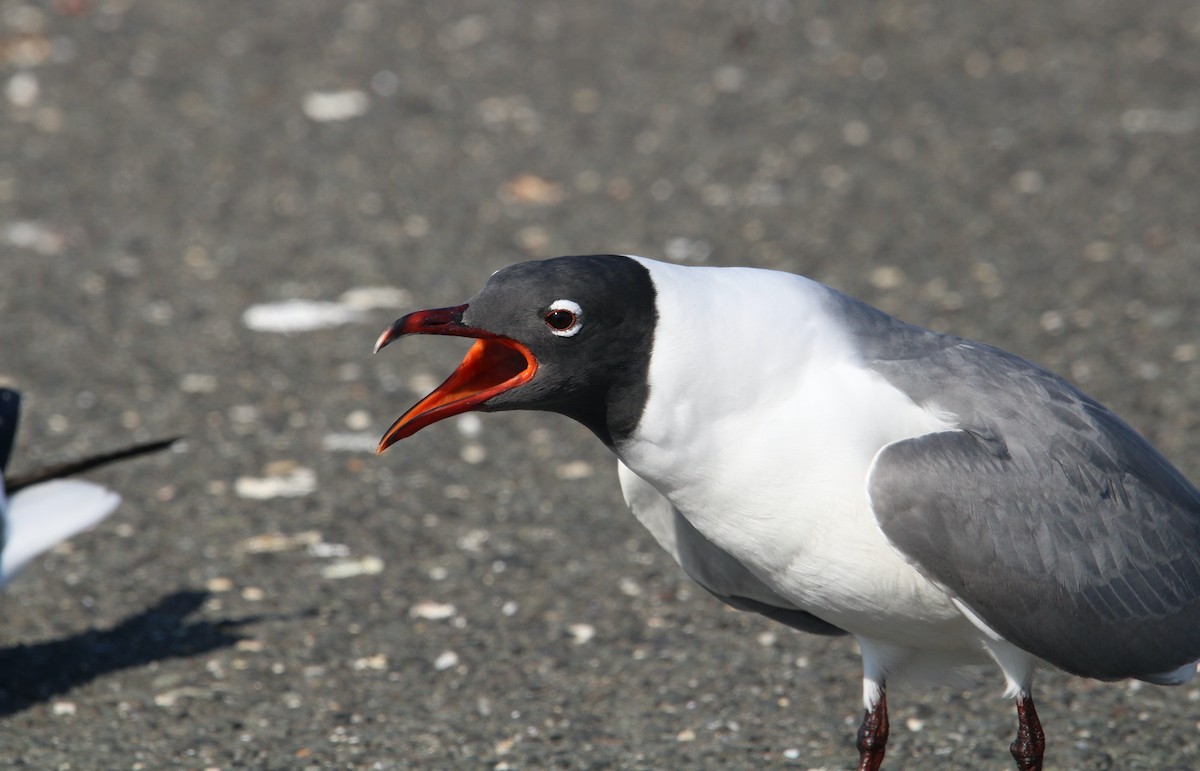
[0,388,21,474]
[4,435,183,494]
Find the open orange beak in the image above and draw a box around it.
[373,305,537,453]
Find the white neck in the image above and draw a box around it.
[616,257,950,577]
[620,256,856,481]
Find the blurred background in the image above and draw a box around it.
[1,1,1198,768]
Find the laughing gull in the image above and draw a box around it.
[0,388,177,587]
[374,255,1200,770]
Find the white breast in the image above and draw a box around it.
[617,258,968,645]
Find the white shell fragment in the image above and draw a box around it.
[434,650,460,671]
[410,601,457,620]
[320,432,380,453]
[302,90,369,122]
[234,467,317,499]
[241,300,364,334]
[338,286,411,310]
[320,556,384,579]
[243,285,410,334]
[568,623,596,645]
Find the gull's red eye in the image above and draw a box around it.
[545,309,576,330]
[544,299,584,337]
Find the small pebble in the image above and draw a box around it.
[618,577,642,597]
[457,529,489,552]
[345,409,372,430]
[352,654,388,671]
[1172,343,1197,363]
[338,286,410,310]
[571,88,600,114]
[869,266,905,290]
[321,432,378,453]
[180,373,218,393]
[443,484,470,499]
[842,120,870,146]
[206,577,234,593]
[502,173,565,205]
[1083,241,1115,262]
[713,65,745,92]
[241,531,322,553]
[321,557,384,579]
[555,460,593,480]
[235,468,317,499]
[307,542,350,558]
[461,443,487,464]
[154,687,209,707]
[6,72,39,108]
[516,225,549,254]
[408,372,439,395]
[568,623,596,645]
[302,90,369,122]
[1039,311,1065,334]
[1012,169,1044,194]
[434,650,460,671]
[3,220,66,255]
[457,414,483,437]
[411,601,457,620]
[242,300,363,333]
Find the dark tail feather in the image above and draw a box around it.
[5,437,181,494]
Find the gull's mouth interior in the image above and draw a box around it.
[377,336,536,452]
[421,337,533,409]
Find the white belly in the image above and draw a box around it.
[619,359,979,652]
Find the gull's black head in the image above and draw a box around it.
[375,254,657,451]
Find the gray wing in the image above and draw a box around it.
[618,462,846,637]
[851,305,1200,681]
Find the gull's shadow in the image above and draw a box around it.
[0,589,257,716]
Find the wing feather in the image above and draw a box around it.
[867,344,1200,680]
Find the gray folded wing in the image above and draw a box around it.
[865,336,1200,681]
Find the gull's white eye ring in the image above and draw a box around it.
[544,299,583,337]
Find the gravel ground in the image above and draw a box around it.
[1,1,1199,768]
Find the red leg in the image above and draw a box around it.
[1010,690,1045,771]
[856,685,889,771]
